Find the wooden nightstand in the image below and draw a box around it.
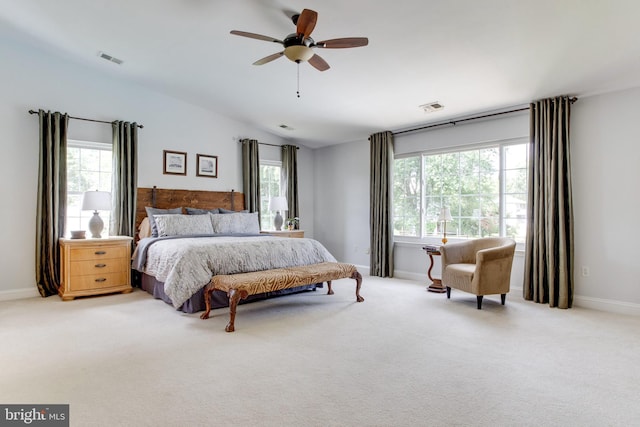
[260,230,305,238]
[59,236,133,301]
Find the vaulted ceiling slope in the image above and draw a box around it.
[2,0,640,148]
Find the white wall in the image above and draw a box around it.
[0,28,314,299]
[315,92,640,314]
[571,87,640,311]
[313,139,370,264]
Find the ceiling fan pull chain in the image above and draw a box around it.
[297,62,301,98]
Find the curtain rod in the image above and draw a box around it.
[392,97,577,136]
[238,140,299,150]
[28,109,144,128]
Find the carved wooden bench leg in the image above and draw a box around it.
[352,271,364,302]
[226,288,249,333]
[326,273,364,302]
[199,283,214,320]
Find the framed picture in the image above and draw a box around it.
[163,150,187,175]
[196,154,218,178]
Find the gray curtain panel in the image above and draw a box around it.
[241,139,261,220]
[35,110,68,297]
[524,96,574,308]
[281,145,299,225]
[110,121,138,238]
[369,131,394,277]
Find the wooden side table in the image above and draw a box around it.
[260,230,304,238]
[59,236,133,301]
[422,246,445,293]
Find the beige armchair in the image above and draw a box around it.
[440,237,516,309]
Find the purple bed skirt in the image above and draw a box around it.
[139,273,320,313]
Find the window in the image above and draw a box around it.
[259,161,283,230]
[66,140,112,236]
[393,139,528,243]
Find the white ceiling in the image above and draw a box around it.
[2,0,640,148]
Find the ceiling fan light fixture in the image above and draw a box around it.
[284,45,314,63]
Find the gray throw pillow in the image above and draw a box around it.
[185,207,220,215]
[145,206,183,237]
[219,208,249,214]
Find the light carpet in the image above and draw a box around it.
[1,276,639,427]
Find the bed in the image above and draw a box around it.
[133,187,333,313]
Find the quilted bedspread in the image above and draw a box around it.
[132,235,337,308]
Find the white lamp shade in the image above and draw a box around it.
[268,196,288,212]
[82,191,111,211]
[438,207,453,222]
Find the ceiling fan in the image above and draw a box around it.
[230,8,368,72]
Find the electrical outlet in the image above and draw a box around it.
[581,266,590,277]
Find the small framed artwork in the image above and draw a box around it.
[163,150,187,175]
[196,154,218,178]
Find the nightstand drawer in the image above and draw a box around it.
[68,271,129,291]
[70,245,128,261]
[70,259,127,276]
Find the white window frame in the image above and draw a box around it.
[393,137,528,247]
[259,160,284,231]
[66,139,113,236]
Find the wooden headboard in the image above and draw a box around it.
[135,186,245,233]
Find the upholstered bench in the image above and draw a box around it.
[200,262,364,332]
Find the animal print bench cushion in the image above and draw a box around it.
[211,262,357,296]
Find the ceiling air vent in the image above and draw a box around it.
[419,101,444,113]
[98,51,123,65]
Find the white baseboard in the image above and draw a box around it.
[392,269,425,282]
[573,295,640,316]
[0,287,40,302]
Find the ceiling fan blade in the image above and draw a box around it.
[308,54,330,72]
[230,30,283,44]
[296,9,318,38]
[253,52,284,66]
[314,37,369,49]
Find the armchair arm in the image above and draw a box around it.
[472,242,516,294]
[476,244,515,263]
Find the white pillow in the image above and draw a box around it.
[138,217,152,239]
[153,214,214,237]
[209,212,260,234]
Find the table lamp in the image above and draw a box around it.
[82,190,111,238]
[438,207,453,244]
[268,196,288,231]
